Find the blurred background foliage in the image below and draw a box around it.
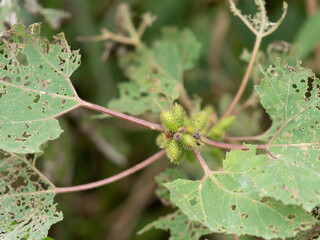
[4,0,319,239]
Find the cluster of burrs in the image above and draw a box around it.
[158,104,207,164]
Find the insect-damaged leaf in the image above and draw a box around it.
[108,27,200,115]
[254,59,320,211]
[138,210,211,240]
[0,151,62,239]
[0,23,81,153]
[166,148,315,239]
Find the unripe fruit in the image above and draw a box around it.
[173,150,185,165]
[161,111,179,132]
[180,133,197,150]
[166,139,181,163]
[192,111,207,131]
[172,103,186,128]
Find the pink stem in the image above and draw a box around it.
[193,148,211,176]
[202,137,267,151]
[55,150,166,194]
[80,100,165,132]
[232,234,240,240]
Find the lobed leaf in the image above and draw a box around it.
[138,210,211,240]
[295,9,320,59]
[255,59,320,211]
[108,27,200,115]
[166,148,315,239]
[0,23,81,153]
[229,0,287,37]
[155,168,188,206]
[0,151,62,239]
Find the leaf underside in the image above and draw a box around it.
[0,23,81,153]
[0,152,62,239]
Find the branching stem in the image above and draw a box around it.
[224,135,262,142]
[202,136,265,151]
[222,35,262,118]
[55,150,166,194]
[80,100,165,132]
[193,148,211,176]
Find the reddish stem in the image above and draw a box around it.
[193,148,211,176]
[55,150,166,194]
[202,137,266,151]
[232,234,240,240]
[224,135,261,142]
[80,100,165,132]
[222,35,262,118]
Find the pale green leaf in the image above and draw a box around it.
[166,147,315,239]
[0,152,62,239]
[108,27,200,115]
[155,168,188,206]
[138,210,211,240]
[255,59,320,211]
[0,23,81,153]
[229,0,287,37]
[295,9,320,59]
[0,0,19,34]
[25,0,70,29]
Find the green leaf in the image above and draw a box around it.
[229,0,287,37]
[255,59,320,211]
[0,152,62,239]
[0,1,19,34]
[108,27,200,115]
[166,147,315,239]
[138,210,211,240]
[155,168,188,206]
[0,23,81,153]
[25,0,70,29]
[295,9,320,59]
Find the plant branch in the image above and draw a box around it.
[179,84,194,112]
[224,135,262,142]
[232,234,240,240]
[202,137,278,159]
[222,35,262,118]
[232,92,257,116]
[229,0,258,35]
[77,28,138,45]
[55,150,166,194]
[79,100,165,132]
[70,110,128,167]
[202,136,266,151]
[193,148,211,176]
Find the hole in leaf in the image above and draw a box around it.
[305,77,314,99]
[11,176,28,190]
[22,132,31,138]
[16,52,29,66]
[287,214,296,220]
[189,197,198,206]
[241,213,248,218]
[33,95,40,103]
[2,76,12,83]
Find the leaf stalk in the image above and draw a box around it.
[55,150,165,194]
